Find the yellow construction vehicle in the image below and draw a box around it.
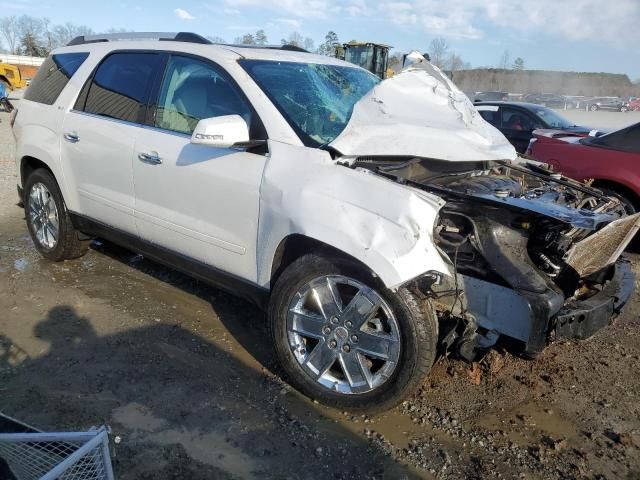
[0,63,27,90]
[337,42,392,79]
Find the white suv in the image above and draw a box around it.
[12,32,637,411]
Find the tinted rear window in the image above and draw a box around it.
[24,53,89,105]
[82,52,162,123]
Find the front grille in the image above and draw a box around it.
[565,212,640,277]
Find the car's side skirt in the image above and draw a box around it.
[69,212,269,309]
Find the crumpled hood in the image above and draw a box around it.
[330,61,517,162]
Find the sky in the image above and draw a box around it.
[3,0,639,80]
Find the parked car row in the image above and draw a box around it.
[581,97,630,112]
[471,91,635,111]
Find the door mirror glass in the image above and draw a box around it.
[191,115,249,148]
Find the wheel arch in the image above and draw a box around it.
[592,179,640,209]
[21,156,55,187]
[270,234,380,288]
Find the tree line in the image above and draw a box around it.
[0,15,132,57]
[0,16,337,59]
[453,68,639,97]
[0,14,548,84]
[225,29,335,58]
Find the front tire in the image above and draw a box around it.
[590,104,599,111]
[24,168,89,261]
[269,254,438,412]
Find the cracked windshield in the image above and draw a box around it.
[242,60,379,145]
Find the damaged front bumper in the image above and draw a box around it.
[552,258,634,342]
[429,258,634,357]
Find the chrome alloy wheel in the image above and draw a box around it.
[28,182,59,250]
[287,275,401,395]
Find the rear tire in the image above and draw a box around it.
[589,104,598,112]
[269,253,438,412]
[24,168,89,261]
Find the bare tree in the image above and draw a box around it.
[0,16,19,54]
[1,15,128,55]
[281,31,304,48]
[255,29,267,45]
[303,37,314,52]
[498,49,511,90]
[234,33,255,45]
[498,49,511,70]
[206,35,227,44]
[428,37,449,69]
[50,22,93,50]
[41,17,54,52]
[446,53,464,73]
[17,15,45,41]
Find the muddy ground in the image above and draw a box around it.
[1,105,640,479]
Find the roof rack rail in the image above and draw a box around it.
[280,44,309,53]
[67,32,212,47]
[220,43,310,53]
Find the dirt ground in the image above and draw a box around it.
[1,104,640,480]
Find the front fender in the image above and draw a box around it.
[257,141,452,289]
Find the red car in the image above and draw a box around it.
[630,99,640,111]
[528,122,640,212]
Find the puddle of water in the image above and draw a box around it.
[472,400,579,447]
[14,257,29,272]
[113,402,258,479]
[372,409,435,448]
[318,404,434,449]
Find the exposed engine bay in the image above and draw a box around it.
[347,156,638,358]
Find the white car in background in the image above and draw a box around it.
[11,32,637,411]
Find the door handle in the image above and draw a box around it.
[138,151,162,165]
[63,132,80,143]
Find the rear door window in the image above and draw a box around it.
[24,52,89,105]
[81,52,163,124]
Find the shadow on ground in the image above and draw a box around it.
[0,301,419,479]
[90,239,277,369]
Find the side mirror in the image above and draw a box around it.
[191,115,249,148]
